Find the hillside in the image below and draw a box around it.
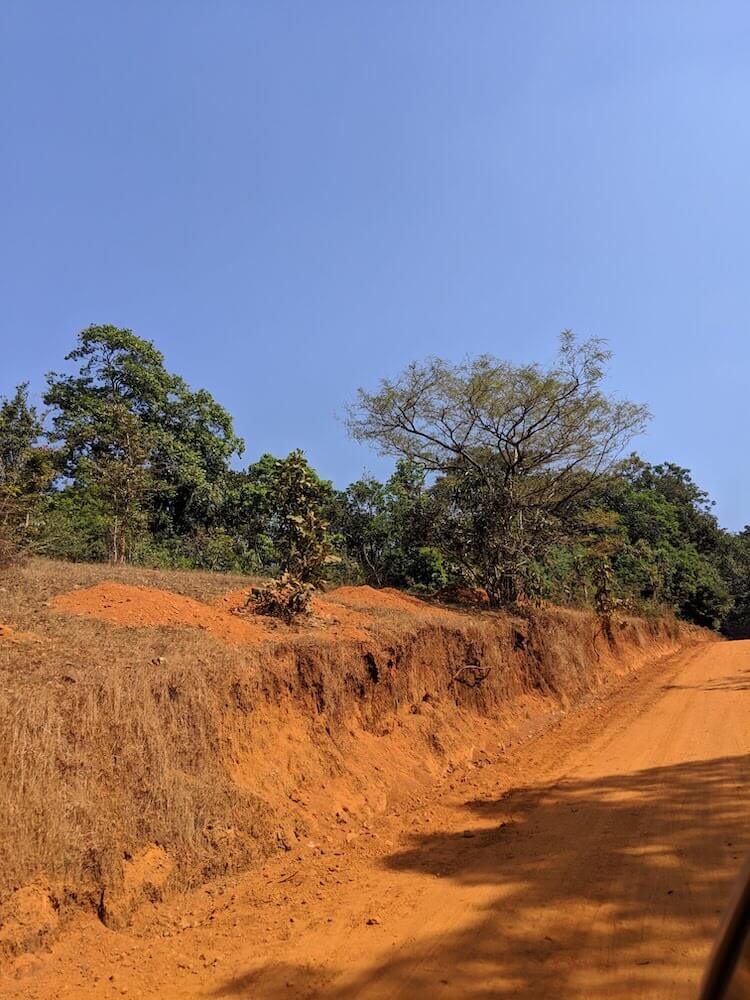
[0,558,706,969]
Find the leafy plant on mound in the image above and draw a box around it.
[243,573,315,623]
[228,449,336,582]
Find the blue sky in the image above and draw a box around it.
[2,2,749,528]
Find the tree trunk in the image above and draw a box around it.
[486,568,520,608]
[109,516,119,565]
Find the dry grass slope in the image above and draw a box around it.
[0,558,705,955]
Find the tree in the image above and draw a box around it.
[333,459,443,589]
[0,385,53,563]
[79,402,152,563]
[231,450,335,582]
[557,459,733,628]
[0,384,42,482]
[722,528,750,638]
[619,457,723,555]
[267,450,333,582]
[44,325,243,560]
[347,333,648,606]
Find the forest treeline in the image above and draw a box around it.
[1,324,749,635]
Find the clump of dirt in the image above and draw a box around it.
[0,881,59,955]
[51,582,274,645]
[122,844,172,898]
[103,844,173,928]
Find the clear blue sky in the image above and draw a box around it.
[2,2,749,528]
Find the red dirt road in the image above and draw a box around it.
[4,639,750,998]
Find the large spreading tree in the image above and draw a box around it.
[347,333,649,606]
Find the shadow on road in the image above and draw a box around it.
[212,752,750,998]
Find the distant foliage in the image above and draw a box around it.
[3,325,747,633]
[721,528,750,638]
[0,384,53,565]
[333,460,442,589]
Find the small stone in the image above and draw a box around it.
[366,916,381,925]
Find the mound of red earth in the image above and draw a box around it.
[50,581,443,646]
[52,581,274,645]
[325,585,437,615]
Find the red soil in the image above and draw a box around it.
[52,582,274,645]
[214,588,373,642]
[5,561,713,996]
[325,585,442,615]
[50,581,416,646]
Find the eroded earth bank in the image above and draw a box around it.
[1,560,744,998]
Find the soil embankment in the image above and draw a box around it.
[0,560,708,986]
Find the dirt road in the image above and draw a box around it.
[4,638,750,998]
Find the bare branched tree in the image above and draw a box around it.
[347,332,649,606]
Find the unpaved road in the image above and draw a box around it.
[4,638,750,998]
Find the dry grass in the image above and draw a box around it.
[0,558,695,946]
[0,559,278,922]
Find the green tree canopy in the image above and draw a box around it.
[44,325,243,559]
[575,459,732,628]
[333,459,445,589]
[226,450,335,582]
[0,384,54,559]
[348,333,649,605]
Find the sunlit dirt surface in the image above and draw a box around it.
[3,639,749,999]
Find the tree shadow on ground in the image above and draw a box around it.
[212,752,750,998]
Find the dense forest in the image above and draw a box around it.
[2,324,749,635]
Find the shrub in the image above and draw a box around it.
[242,573,314,624]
